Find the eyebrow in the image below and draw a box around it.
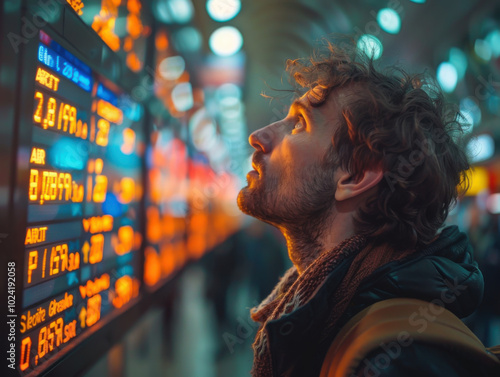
[290,99,312,118]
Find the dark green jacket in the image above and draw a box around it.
[262,226,485,376]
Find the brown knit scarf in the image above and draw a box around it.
[250,235,414,377]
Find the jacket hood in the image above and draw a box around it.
[352,225,484,318]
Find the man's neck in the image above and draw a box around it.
[281,212,355,274]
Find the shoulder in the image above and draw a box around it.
[352,342,491,377]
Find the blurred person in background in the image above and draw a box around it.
[237,39,488,377]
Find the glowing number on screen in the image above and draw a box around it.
[69,106,77,134]
[46,97,56,128]
[38,326,47,358]
[20,337,31,371]
[27,250,38,284]
[47,321,55,352]
[34,91,43,124]
[96,118,110,146]
[55,318,63,347]
[49,245,60,275]
[29,169,39,201]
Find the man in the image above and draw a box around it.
[237,41,484,376]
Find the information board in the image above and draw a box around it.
[17,29,144,375]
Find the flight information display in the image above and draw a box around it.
[17,29,144,375]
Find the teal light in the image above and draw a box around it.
[377,8,401,34]
[410,0,426,3]
[449,47,467,80]
[437,62,458,93]
[357,34,383,60]
[486,30,500,57]
[474,39,492,61]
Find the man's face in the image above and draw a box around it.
[238,89,343,228]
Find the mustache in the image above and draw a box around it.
[252,152,265,173]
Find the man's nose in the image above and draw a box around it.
[248,123,280,153]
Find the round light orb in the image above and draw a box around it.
[357,34,383,60]
[209,26,243,56]
[437,62,458,93]
[377,8,401,34]
[206,0,241,22]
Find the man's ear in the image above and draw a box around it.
[335,169,384,201]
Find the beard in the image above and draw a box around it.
[237,148,338,245]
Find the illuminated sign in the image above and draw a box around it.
[18,29,144,375]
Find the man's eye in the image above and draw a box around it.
[293,117,305,132]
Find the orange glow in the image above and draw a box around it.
[30,147,46,165]
[66,0,84,15]
[85,294,102,327]
[95,158,103,174]
[35,67,60,91]
[113,225,134,255]
[92,175,108,203]
[89,234,104,264]
[97,99,123,124]
[92,5,120,52]
[25,226,47,245]
[160,243,175,277]
[144,247,161,287]
[79,273,110,299]
[123,36,133,52]
[146,207,161,243]
[126,51,142,72]
[116,177,135,203]
[127,0,141,13]
[126,12,143,39]
[120,128,136,155]
[187,234,206,259]
[155,31,169,51]
[95,118,110,146]
[111,275,139,308]
[82,215,114,234]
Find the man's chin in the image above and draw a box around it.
[238,187,266,218]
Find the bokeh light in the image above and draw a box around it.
[467,134,494,163]
[357,34,383,60]
[486,29,500,57]
[449,47,468,80]
[155,0,194,24]
[159,56,186,80]
[209,26,243,56]
[377,8,401,34]
[206,0,241,22]
[437,62,458,93]
[474,39,492,61]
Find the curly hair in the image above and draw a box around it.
[286,39,470,249]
